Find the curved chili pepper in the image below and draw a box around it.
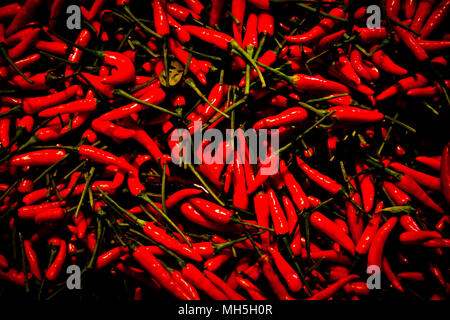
[382,257,404,292]
[231,0,246,47]
[416,155,441,171]
[10,149,66,167]
[371,48,408,76]
[311,211,356,255]
[152,0,170,36]
[399,215,421,232]
[96,246,129,270]
[34,207,66,224]
[253,107,308,130]
[394,26,429,62]
[383,181,410,205]
[395,173,444,214]
[78,145,136,174]
[236,277,267,300]
[132,247,192,300]
[266,186,289,236]
[38,98,97,117]
[376,73,428,101]
[285,8,344,44]
[0,3,21,21]
[367,217,398,269]
[388,162,441,191]
[209,0,226,27]
[268,246,302,293]
[404,0,417,19]
[5,0,42,36]
[440,144,450,206]
[356,202,383,255]
[420,0,450,39]
[46,238,67,280]
[346,193,363,244]
[296,156,342,195]
[308,275,359,300]
[355,161,375,212]
[181,263,228,300]
[410,0,436,33]
[400,231,442,245]
[167,3,200,22]
[169,270,199,300]
[259,254,295,300]
[23,240,41,281]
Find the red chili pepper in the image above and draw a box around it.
[386,0,401,19]
[268,246,302,293]
[231,0,246,47]
[253,107,308,130]
[355,202,383,255]
[404,0,417,19]
[5,0,42,36]
[0,3,21,21]
[167,3,200,22]
[388,162,441,191]
[400,231,442,245]
[204,270,245,300]
[23,240,41,281]
[96,246,129,270]
[367,217,398,269]
[285,8,345,44]
[236,277,267,300]
[395,173,444,214]
[346,192,364,244]
[259,254,295,300]
[382,257,404,292]
[376,74,428,101]
[209,0,226,27]
[132,247,192,300]
[355,161,375,212]
[78,145,136,174]
[266,186,289,236]
[10,149,66,167]
[38,98,97,117]
[420,0,450,39]
[410,0,436,33]
[371,47,408,76]
[183,0,204,16]
[383,181,410,205]
[393,26,429,62]
[181,263,228,300]
[46,238,67,280]
[34,207,66,224]
[311,211,356,255]
[399,215,421,232]
[152,0,170,36]
[170,270,200,300]
[440,144,450,206]
[296,156,342,195]
[307,274,359,300]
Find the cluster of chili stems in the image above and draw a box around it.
[0,0,449,301]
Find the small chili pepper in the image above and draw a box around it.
[307,275,359,300]
[285,8,345,44]
[376,74,428,101]
[383,181,411,205]
[5,0,42,36]
[46,238,67,280]
[231,0,246,47]
[416,155,441,171]
[209,0,226,27]
[388,162,441,191]
[152,0,170,36]
[253,107,308,130]
[404,0,417,19]
[356,202,383,255]
[0,3,21,21]
[382,257,404,292]
[310,211,356,255]
[372,48,408,76]
[96,246,129,270]
[181,263,228,300]
[393,26,429,62]
[367,217,398,269]
[236,277,267,300]
[132,246,192,300]
[259,254,295,300]
[38,98,97,117]
[395,173,444,214]
[10,149,66,167]
[23,240,41,280]
[78,145,137,174]
[166,3,200,22]
[410,0,437,33]
[440,144,450,206]
[268,246,302,293]
[399,215,421,232]
[296,156,342,195]
[400,231,442,245]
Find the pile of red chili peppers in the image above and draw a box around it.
[0,0,449,301]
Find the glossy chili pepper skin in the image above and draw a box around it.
[420,0,450,39]
[441,144,450,206]
[285,8,345,44]
[132,247,192,300]
[356,202,383,255]
[46,238,67,281]
[367,217,398,269]
[311,211,356,255]
[297,156,342,195]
